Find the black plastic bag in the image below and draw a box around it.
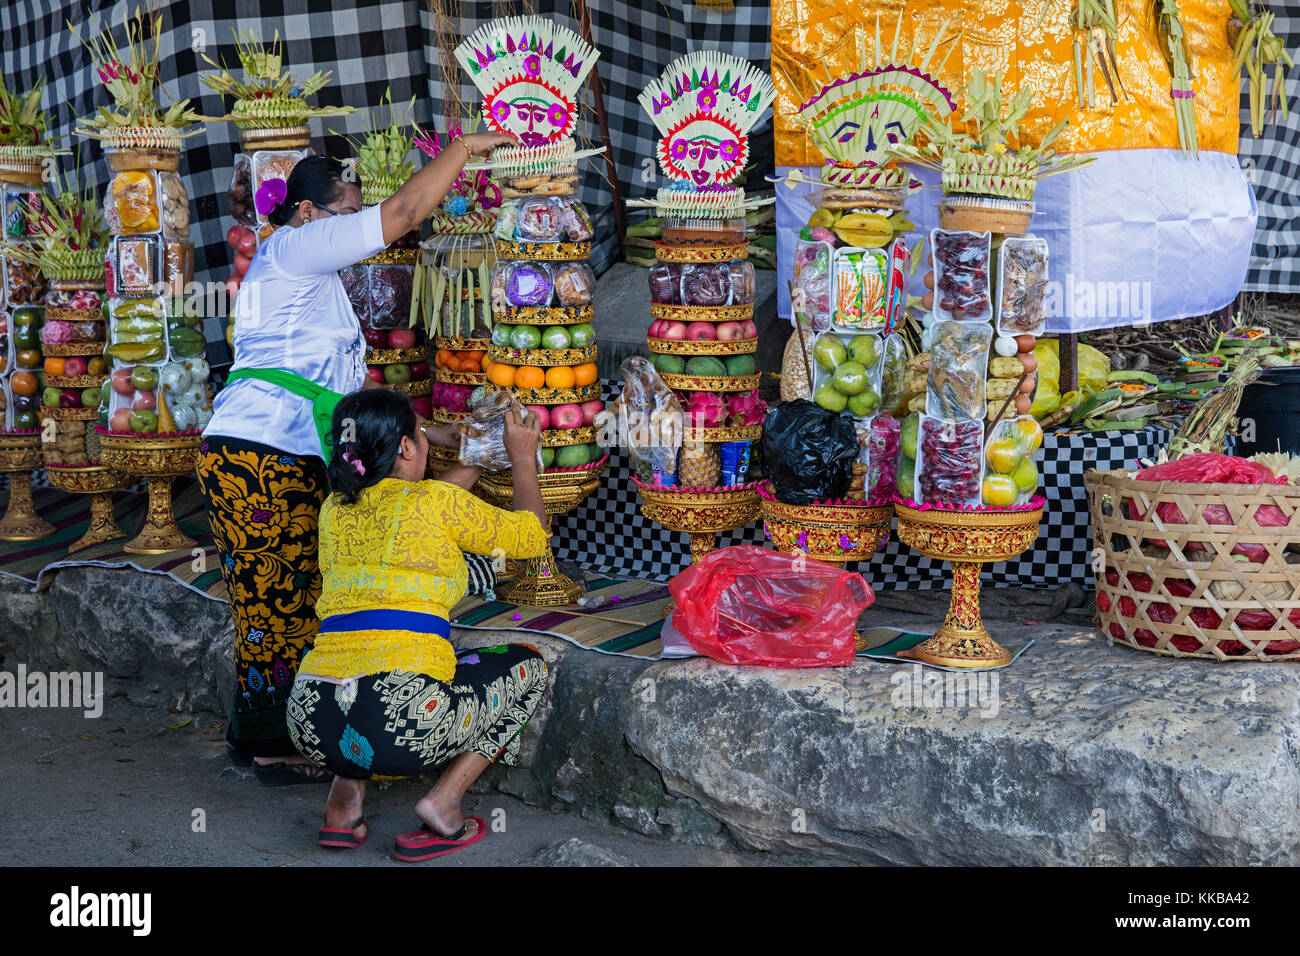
[760,400,857,505]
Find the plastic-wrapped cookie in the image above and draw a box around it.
[514,196,564,243]
[679,263,732,307]
[554,263,595,306]
[493,200,520,240]
[728,260,755,306]
[648,263,681,304]
[503,261,555,307]
[558,197,592,241]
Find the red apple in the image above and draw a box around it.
[714,321,743,341]
[739,319,758,338]
[686,321,716,341]
[661,321,688,340]
[236,231,257,257]
[527,405,551,430]
[109,408,133,432]
[366,367,385,384]
[111,367,136,396]
[226,225,244,248]
[59,388,82,408]
[410,396,433,418]
[409,361,430,380]
[362,327,387,348]
[550,403,583,429]
[647,319,666,338]
[64,357,88,377]
[233,252,252,277]
[387,328,416,349]
[132,391,157,411]
[580,399,604,425]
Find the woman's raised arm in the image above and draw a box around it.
[379,131,517,245]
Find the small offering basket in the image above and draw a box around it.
[894,498,1044,668]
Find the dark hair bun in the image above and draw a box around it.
[327,388,418,504]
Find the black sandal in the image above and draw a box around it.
[226,745,252,767]
[253,760,333,787]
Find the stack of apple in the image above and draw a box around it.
[2,306,45,431]
[810,332,884,418]
[521,398,606,470]
[224,224,257,306]
[363,324,432,419]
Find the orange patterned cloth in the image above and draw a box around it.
[773,0,1240,166]
[301,478,548,682]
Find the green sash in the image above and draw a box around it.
[225,368,342,462]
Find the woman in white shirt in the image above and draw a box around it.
[197,133,512,784]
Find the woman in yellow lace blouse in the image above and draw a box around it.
[286,388,549,861]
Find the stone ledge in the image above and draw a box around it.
[2,567,1296,864]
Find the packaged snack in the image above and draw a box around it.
[792,238,833,330]
[4,256,45,305]
[558,197,593,241]
[719,440,752,487]
[916,414,983,508]
[493,200,520,241]
[926,319,991,421]
[680,263,731,307]
[159,171,191,240]
[932,228,992,323]
[164,242,194,297]
[457,389,543,471]
[514,196,564,242]
[3,186,41,238]
[69,320,102,343]
[981,413,1043,507]
[647,263,681,305]
[728,260,756,306]
[864,413,900,501]
[111,170,160,234]
[228,154,255,227]
[879,332,909,416]
[503,261,554,307]
[554,262,595,306]
[833,248,888,330]
[490,262,509,309]
[613,356,682,484]
[368,264,414,329]
[661,216,746,245]
[996,235,1049,336]
[114,236,160,296]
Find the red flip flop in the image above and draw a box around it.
[393,816,487,862]
[318,817,367,849]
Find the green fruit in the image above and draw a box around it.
[848,334,881,368]
[13,323,38,349]
[813,335,847,372]
[847,387,880,417]
[897,458,916,498]
[1011,456,1039,495]
[129,410,158,434]
[685,356,727,376]
[11,307,40,326]
[653,353,685,375]
[901,413,919,459]
[107,342,165,363]
[383,364,412,384]
[13,410,37,430]
[541,447,556,469]
[724,354,756,376]
[814,384,847,412]
[541,326,572,350]
[511,324,542,349]
[168,311,202,329]
[491,324,513,346]
[42,387,62,407]
[830,360,868,395]
[555,443,592,468]
[568,323,595,347]
[131,366,160,390]
[168,328,206,358]
[81,387,101,408]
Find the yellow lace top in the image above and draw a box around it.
[299,478,548,682]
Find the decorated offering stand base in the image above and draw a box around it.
[758,483,894,567]
[0,433,54,541]
[633,479,762,566]
[894,501,1044,668]
[477,456,609,607]
[96,430,202,554]
[45,465,128,552]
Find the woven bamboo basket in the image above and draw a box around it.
[1086,468,1300,660]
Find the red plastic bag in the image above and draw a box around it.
[1131,453,1291,561]
[668,545,874,668]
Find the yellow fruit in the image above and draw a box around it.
[985,437,1024,474]
[834,212,891,230]
[833,226,893,248]
[808,208,836,229]
[1011,457,1039,494]
[1011,417,1044,453]
[982,474,1018,508]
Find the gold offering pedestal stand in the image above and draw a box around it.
[97,430,203,554]
[758,485,894,567]
[477,456,609,607]
[45,465,128,552]
[894,502,1043,668]
[0,433,53,540]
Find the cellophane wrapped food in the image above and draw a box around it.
[554,262,595,306]
[458,389,543,471]
[791,238,833,330]
[614,356,682,484]
[680,263,731,306]
[862,413,900,501]
[931,228,992,324]
[514,196,565,242]
[648,263,681,305]
[501,260,554,307]
[228,153,255,227]
[915,414,983,508]
[558,197,592,241]
[879,332,909,415]
[981,414,1044,507]
[158,171,191,240]
[996,235,1049,336]
[368,264,414,329]
[4,256,45,305]
[110,170,161,234]
[926,319,991,421]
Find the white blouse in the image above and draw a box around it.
[204,203,387,458]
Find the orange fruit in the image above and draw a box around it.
[515,365,546,389]
[435,349,452,370]
[459,354,480,373]
[487,362,517,388]
[11,371,37,396]
[44,357,66,376]
[544,365,576,389]
[573,362,597,386]
[480,352,492,372]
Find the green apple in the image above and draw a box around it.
[129,410,158,434]
[848,334,881,368]
[81,387,102,408]
[901,413,919,459]
[847,387,880,417]
[814,384,847,412]
[830,360,868,395]
[568,323,596,347]
[131,366,160,390]
[383,363,412,384]
[541,326,572,350]
[813,335,847,372]
[42,386,62,407]
[510,324,542,350]
[1011,456,1039,495]
[897,458,916,498]
[541,447,556,469]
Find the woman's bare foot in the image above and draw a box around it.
[324,777,368,839]
[252,753,315,766]
[413,792,476,839]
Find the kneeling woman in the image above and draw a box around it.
[287,389,549,860]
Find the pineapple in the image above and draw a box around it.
[678,441,721,488]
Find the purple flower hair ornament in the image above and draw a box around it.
[254,177,288,217]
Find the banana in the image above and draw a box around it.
[834,212,892,230]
